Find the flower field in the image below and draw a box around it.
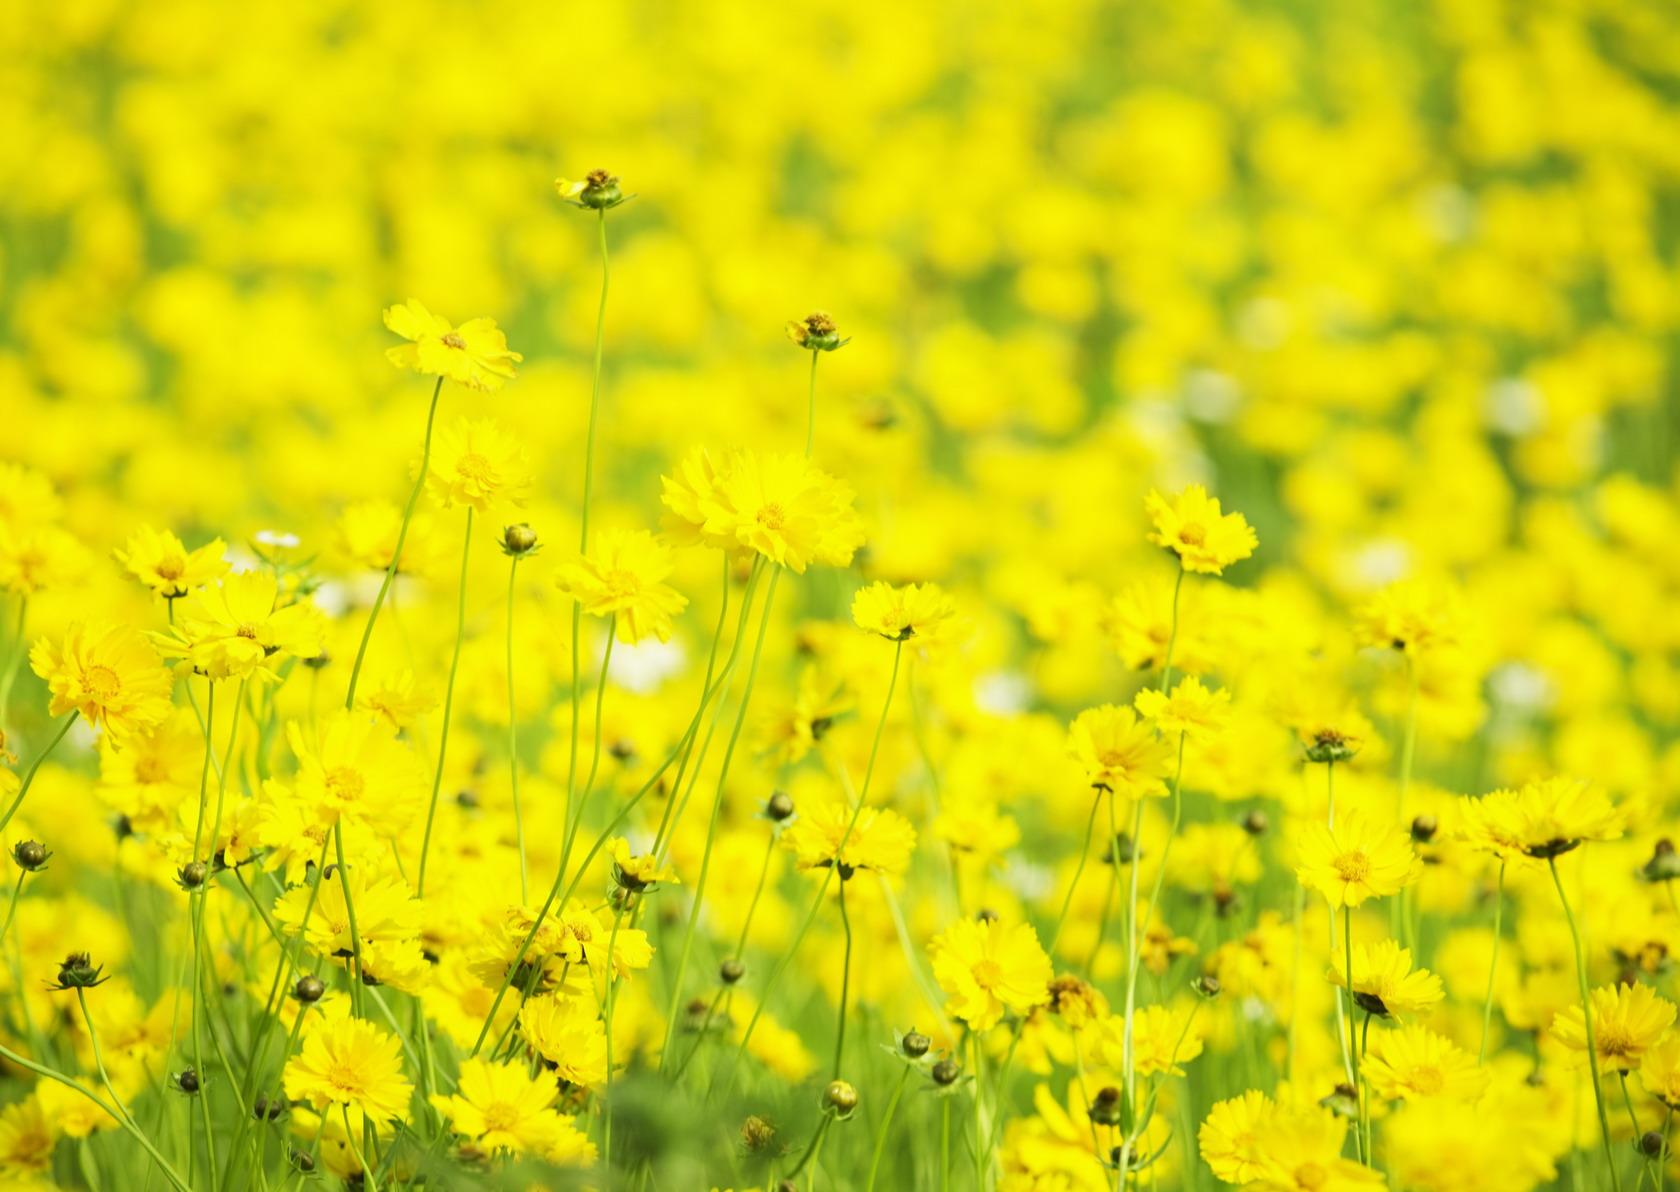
[2,0,1680,1189]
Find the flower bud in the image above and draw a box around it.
[175,1068,201,1095]
[52,952,108,991]
[901,1029,931,1059]
[11,840,49,872]
[766,791,795,821]
[557,168,628,210]
[1643,839,1680,883]
[786,311,846,352]
[822,1080,859,1118]
[1410,815,1438,844]
[1193,973,1222,999]
[1305,729,1359,765]
[1108,833,1138,864]
[1320,1083,1360,1119]
[740,1115,777,1153]
[253,1094,286,1121]
[1242,811,1267,837]
[976,907,999,924]
[302,651,331,671]
[177,860,209,890]
[720,959,745,985]
[1090,1085,1123,1126]
[294,974,326,1003]
[501,523,540,557]
[931,1058,960,1086]
[1640,1131,1665,1158]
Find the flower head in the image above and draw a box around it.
[1067,704,1173,798]
[114,526,227,599]
[1144,485,1257,575]
[1295,810,1421,908]
[553,529,688,643]
[30,623,173,743]
[692,450,863,573]
[850,581,956,641]
[930,917,1052,1031]
[153,570,324,680]
[780,794,917,878]
[1362,1024,1489,1101]
[1553,982,1676,1072]
[425,417,532,514]
[429,1058,591,1160]
[1328,938,1444,1019]
[383,299,522,392]
[1133,675,1230,741]
[283,1016,413,1123]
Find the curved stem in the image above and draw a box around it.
[865,1066,912,1192]
[417,505,474,897]
[833,876,853,1080]
[1343,909,1364,1162]
[0,710,78,836]
[1551,854,1622,1192]
[1478,861,1506,1064]
[1048,790,1103,958]
[557,616,617,885]
[506,557,528,902]
[345,376,443,709]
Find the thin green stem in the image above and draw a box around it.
[1048,790,1103,958]
[865,1066,912,1192]
[1343,910,1364,1163]
[805,349,819,457]
[417,505,473,897]
[1479,861,1506,1064]
[334,823,365,1016]
[833,876,853,1080]
[556,616,617,885]
[1551,854,1622,1192]
[345,376,443,709]
[505,556,528,902]
[0,710,78,836]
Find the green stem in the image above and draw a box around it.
[865,1066,912,1192]
[785,1113,832,1180]
[1552,854,1622,1192]
[0,595,27,735]
[805,349,819,458]
[1479,861,1506,1064]
[0,710,78,836]
[1343,910,1364,1162]
[603,900,627,1172]
[334,822,365,1016]
[345,376,443,709]
[556,616,618,885]
[1048,790,1103,958]
[417,505,473,897]
[506,556,528,902]
[833,876,853,1080]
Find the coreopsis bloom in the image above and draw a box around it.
[555,168,627,210]
[30,622,172,743]
[553,529,689,643]
[780,794,917,878]
[154,570,324,680]
[850,581,956,641]
[0,1096,52,1179]
[786,311,846,351]
[930,917,1053,1031]
[519,993,608,1087]
[1353,579,1462,655]
[276,711,428,836]
[425,417,533,513]
[1066,704,1173,797]
[1455,788,1528,860]
[113,525,227,599]
[383,299,522,393]
[283,1017,413,1123]
[0,523,87,595]
[1245,1104,1384,1191]
[608,837,679,891]
[1502,775,1623,858]
[1295,810,1421,907]
[1328,939,1444,1019]
[757,665,851,766]
[1639,1032,1680,1105]
[660,448,735,550]
[1362,1025,1489,1101]
[1144,484,1257,575]
[1094,1002,1204,1076]
[274,862,424,967]
[1133,675,1231,740]
[1552,982,1676,1072]
[695,450,863,572]
[1199,1090,1275,1185]
[430,1059,590,1159]
[335,500,444,576]
[355,668,439,732]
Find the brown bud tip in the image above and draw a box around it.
[720,959,745,985]
[294,975,326,1003]
[931,1057,960,1086]
[901,1029,931,1058]
[501,523,540,556]
[766,791,795,821]
[11,840,48,871]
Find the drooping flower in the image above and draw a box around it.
[780,794,916,878]
[1327,939,1445,1019]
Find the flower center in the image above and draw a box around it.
[84,665,122,700]
[1294,1162,1328,1190]
[1178,522,1207,546]
[1409,1065,1445,1095]
[1332,850,1371,884]
[156,555,185,580]
[602,568,640,600]
[134,756,169,783]
[1097,748,1126,769]
[457,452,495,485]
[236,623,260,640]
[326,1062,364,1097]
[972,958,1004,989]
[441,331,466,350]
[481,1103,521,1134]
[1598,1025,1633,1060]
[324,766,365,801]
[756,503,787,531]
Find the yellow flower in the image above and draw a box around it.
[113,525,227,599]
[1295,810,1421,908]
[153,570,324,680]
[785,311,846,351]
[553,529,689,643]
[283,1016,413,1123]
[30,622,173,744]
[780,794,917,878]
[1199,1090,1275,1184]
[1362,1024,1489,1101]
[1094,1002,1204,1077]
[1328,938,1444,1020]
[608,837,680,891]
[695,450,863,573]
[1505,775,1622,858]
[1066,704,1173,797]
[1133,675,1230,740]
[1553,982,1676,1072]
[1639,1031,1680,1106]
[383,299,522,393]
[429,1058,581,1158]
[1247,1104,1385,1191]
[0,523,87,595]
[850,581,956,641]
[0,1095,53,1178]
[277,711,428,837]
[930,917,1052,1031]
[1144,485,1257,575]
[519,993,609,1087]
[1353,578,1462,655]
[425,417,532,514]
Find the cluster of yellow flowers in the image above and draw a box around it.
[2,0,1680,1189]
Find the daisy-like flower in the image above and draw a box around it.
[383,299,522,393]
[1133,675,1231,740]
[1552,982,1676,1072]
[1353,578,1462,655]
[276,711,428,837]
[519,993,608,1087]
[1362,1024,1490,1101]
[1095,1002,1204,1076]
[1066,704,1174,797]
[113,525,227,599]
[1328,938,1444,1019]
[425,417,533,514]
[1144,484,1257,575]
[1199,1090,1275,1185]
[1246,1104,1385,1191]
[30,623,173,744]
[695,450,863,573]
[1503,775,1623,859]
[780,794,917,878]
[608,837,679,891]
[153,570,324,680]
[555,168,627,210]
[930,917,1053,1032]
[786,311,847,351]
[283,1016,413,1124]
[553,528,689,643]
[1639,1032,1680,1106]
[1294,810,1421,908]
[850,581,956,641]
[430,1058,585,1158]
